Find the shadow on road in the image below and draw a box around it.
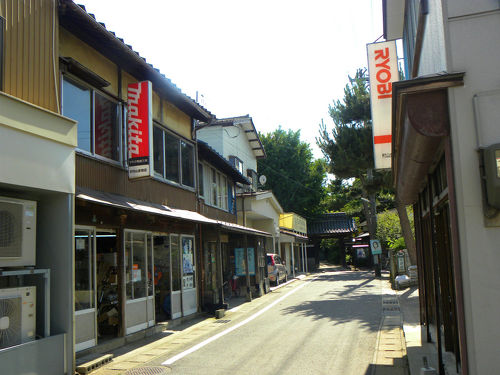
[280,270,384,332]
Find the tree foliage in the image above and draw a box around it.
[376,207,414,250]
[257,127,327,218]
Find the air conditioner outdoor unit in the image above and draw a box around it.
[0,286,36,349]
[0,197,36,268]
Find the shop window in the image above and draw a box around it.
[153,124,195,189]
[125,231,153,300]
[62,76,122,163]
[171,235,181,292]
[74,230,95,311]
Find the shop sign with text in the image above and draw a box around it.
[367,41,399,170]
[127,81,153,179]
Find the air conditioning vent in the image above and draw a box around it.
[0,286,36,349]
[0,203,23,257]
[0,197,36,267]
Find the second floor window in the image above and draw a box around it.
[229,156,243,175]
[62,76,122,163]
[153,125,195,188]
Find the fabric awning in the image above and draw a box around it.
[76,187,271,237]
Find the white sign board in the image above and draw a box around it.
[367,41,399,170]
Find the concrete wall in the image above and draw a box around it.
[443,3,500,374]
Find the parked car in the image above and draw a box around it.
[267,253,288,286]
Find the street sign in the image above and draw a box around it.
[370,239,382,255]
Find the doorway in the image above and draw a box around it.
[74,227,97,352]
[154,234,171,322]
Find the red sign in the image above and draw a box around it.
[127,81,152,179]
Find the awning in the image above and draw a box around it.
[76,187,271,237]
[392,72,465,204]
[280,228,308,241]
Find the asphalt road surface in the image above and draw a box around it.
[154,268,383,375]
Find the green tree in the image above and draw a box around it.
[317,69,383,240]
[257,127,327,218]
[317,68,416,266]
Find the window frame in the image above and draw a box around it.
[229,155,244,175]
[152,122,196,191]
[200,162,231,211]
[61,74,124,166]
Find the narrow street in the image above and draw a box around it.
[143,268,384,375]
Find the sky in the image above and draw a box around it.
[77,0,383,159]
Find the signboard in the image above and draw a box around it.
[367,40,399,170]
[235,248,255,277]
[370,239,382,255]
[127,81,153,179]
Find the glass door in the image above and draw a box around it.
[181,235,197,316]
[124,230,155,335]
[153,234,171,322]
[74,227,97,351]
[170,234,182,319]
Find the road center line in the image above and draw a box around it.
[162,278,315,365]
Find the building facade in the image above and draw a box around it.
[0,1,271,373]
[383,1,500,374]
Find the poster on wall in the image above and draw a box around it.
[182,237,194,274]
[235,248,256,277]
[127,80,153,179]
[183,275,194,289]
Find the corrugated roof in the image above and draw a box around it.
[76,187,271,237]
[308,213,356,237]
[197,115,266,159]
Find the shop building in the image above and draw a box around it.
[279,213,308,277]
[0,1,77,374]
[197,140,271,308]
[383,1,500,374]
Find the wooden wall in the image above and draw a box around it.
[1,0,59,112]
[76,155,197,211]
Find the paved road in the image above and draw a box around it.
[153,269,383,375]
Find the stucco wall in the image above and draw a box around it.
[444,4,500,374]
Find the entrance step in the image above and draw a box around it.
[76,354,113,374]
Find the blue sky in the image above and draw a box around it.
[77,0,383,159]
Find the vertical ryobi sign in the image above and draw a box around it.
[128,81,153,179]
[367,41,399,170]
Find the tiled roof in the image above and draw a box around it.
[60,1,213,121]
[197,115,266,159]
[197,140,250,185]
[308,213,356,237]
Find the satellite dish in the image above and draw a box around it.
[259,175,267,185]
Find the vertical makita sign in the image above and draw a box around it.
[367,41,398,170]
[127,81,152,179]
